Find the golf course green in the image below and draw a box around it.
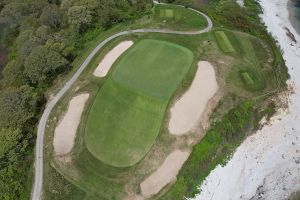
[153,4,207,31]
[85,39,194,167]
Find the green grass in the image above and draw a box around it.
[164,9,174,18]
[85,39,193,167]
[112,39,194,100]
[241,71,254,85]
[152,4,207,31]
[238,69,265,91]
[214,31,235,53]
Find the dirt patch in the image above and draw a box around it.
[53,93,89,156]
[140,150,190,198]
[93,41,133,77]
[168,61,218,135]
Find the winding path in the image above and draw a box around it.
[31,2,213,200]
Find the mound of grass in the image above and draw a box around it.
[153,4,207,31]
[85,39,193,167]
[214,31,235,53]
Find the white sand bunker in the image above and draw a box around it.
[168,61,218,135]
[140,150,190,198]
[54,93,89,156]
[93,41,133,77]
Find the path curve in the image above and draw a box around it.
[31,2,213,200]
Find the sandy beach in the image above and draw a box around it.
[191,0,300,199]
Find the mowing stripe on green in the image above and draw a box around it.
[85,39,194,167]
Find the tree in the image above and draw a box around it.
[1,60,27,87]
[40,4,62,29]
[67,6,92,32]
[0,86,38,128]
[0,128,22,158]
[19,38,43,60]
[35,25,51,42]
[24,46,69,84]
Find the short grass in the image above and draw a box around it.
[112,39,194,100]
[85,39,193,167]
[85,80,165,167]
[214,31,235,53]
[152,4,207,31]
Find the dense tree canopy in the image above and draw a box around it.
[0,128,22,158]
[68,6,92,32]
[0,86,39,128]
[1,60,27,87]
[25,46,69,84]
[40,4,62,29]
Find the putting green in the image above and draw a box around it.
[85,39,193,167]
[112,39,193,100]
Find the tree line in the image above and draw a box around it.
[0,0,150,199]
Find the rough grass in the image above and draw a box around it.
[239,69,265,91]
[152,4,207,31]
[226,32,269,93]
[85,39,193,167]
[214,31,235,53]
[241,71,255,85]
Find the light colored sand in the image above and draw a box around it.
[168,61,218,135]
[53,93,89,156]
[140,150,190,198]
[93,41,133,77]
[190,0,300,199]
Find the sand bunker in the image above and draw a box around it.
[54,93,89,156]
[93,41,133,77]
[140,150,190,198]
[168,61,218,135]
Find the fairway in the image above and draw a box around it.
[85,39,193,167]
[214,31,235,53]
